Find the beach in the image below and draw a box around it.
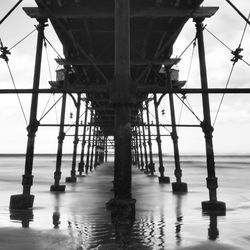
[0,154,249,249]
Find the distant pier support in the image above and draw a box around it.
[153,94,170,184]
[78,100,89,176]
[9,19,47,209]
[137,121,145,171]
[65,93,81,183]
[85,109,93,174]
[195,18,226,214]
[168,83,187,193]
[50,68,68,192]
[140,110,149,174]
[90,123,96,172]
[145,101,155,176]
[104,136,108,163]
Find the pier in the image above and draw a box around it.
[0,0,250,249]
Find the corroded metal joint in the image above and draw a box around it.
[54,171,62,179]
[201,121,214,134]
[171,132,178,141]
[27,120,40,136]
[22,175,34,186]
[156,136,161,144]
[206,177,218,189]
[73,138,79,145]
[57,132,65,143]
[175,169,182,178]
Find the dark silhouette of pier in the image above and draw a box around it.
[6,0,250,225]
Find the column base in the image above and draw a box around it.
[50,185,66,192]
[172,182,188,193]
[106,198,136,225]
[9,194,34,210]
[76,174,86,177]
[65,176,77,183]
[202,200,226,215]
[158,176,170,183]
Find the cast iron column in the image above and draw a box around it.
[134,128,140,169]
[85,109,93,174]
[108,0,135,223]
[94,130,100,168]
[195,19,226,213]
[66,93,81,183]
[138,122,144,171]
[105,136,108,162]
[50,69,68,192]
[153,94,170,183]
[140,110,148,173]
[78,100,89,176]
[10,19,47,209]
[145,101,155,176]
[90,124,96,172]
[169,84,187,193]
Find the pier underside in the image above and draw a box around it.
[8,0,226,223]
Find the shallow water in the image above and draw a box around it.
[0,154,250,249]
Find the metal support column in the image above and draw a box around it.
[94,130,100,168]
[85,109,93,174]
[195,18,226,213]
[137,121,144,171]
[78,100,89,176]
[134,128,140,169]
[153,94,170,183]
[10,19,47,209]
[107,0,135,224]
[169,86,187,193]
[90,124,96,172]
[145,101,155,176]
[50,69,68,192]
[140,110,149,173]
[65,93,81,183]
[104,136,108,163]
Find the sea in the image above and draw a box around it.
[0,154,250,250]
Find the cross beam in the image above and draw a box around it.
[23,7,218,19]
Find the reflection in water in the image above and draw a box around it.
[175,194,183,246]
[114,223,133,248]
[52,193,61,229]
[157,208,166,249]
[9,209,33,228]
[208,215,219,241]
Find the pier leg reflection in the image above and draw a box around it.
[175,194,184,246]
[52,193,61,229]
[9,209,34,228]
[208,214,219,240]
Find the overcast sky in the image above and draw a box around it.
[0,0,249,154]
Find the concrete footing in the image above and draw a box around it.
[158,176,170,183]
[202,200,226,215]
[172,182,188,193]
[50,185,66,192]
[9,194,34,210]
[106,198,136,225]
[65,176,77,183]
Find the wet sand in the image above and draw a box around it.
[0,155,250,249]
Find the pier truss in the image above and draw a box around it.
[4,0,240,221]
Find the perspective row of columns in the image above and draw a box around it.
[9,16,226,218]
